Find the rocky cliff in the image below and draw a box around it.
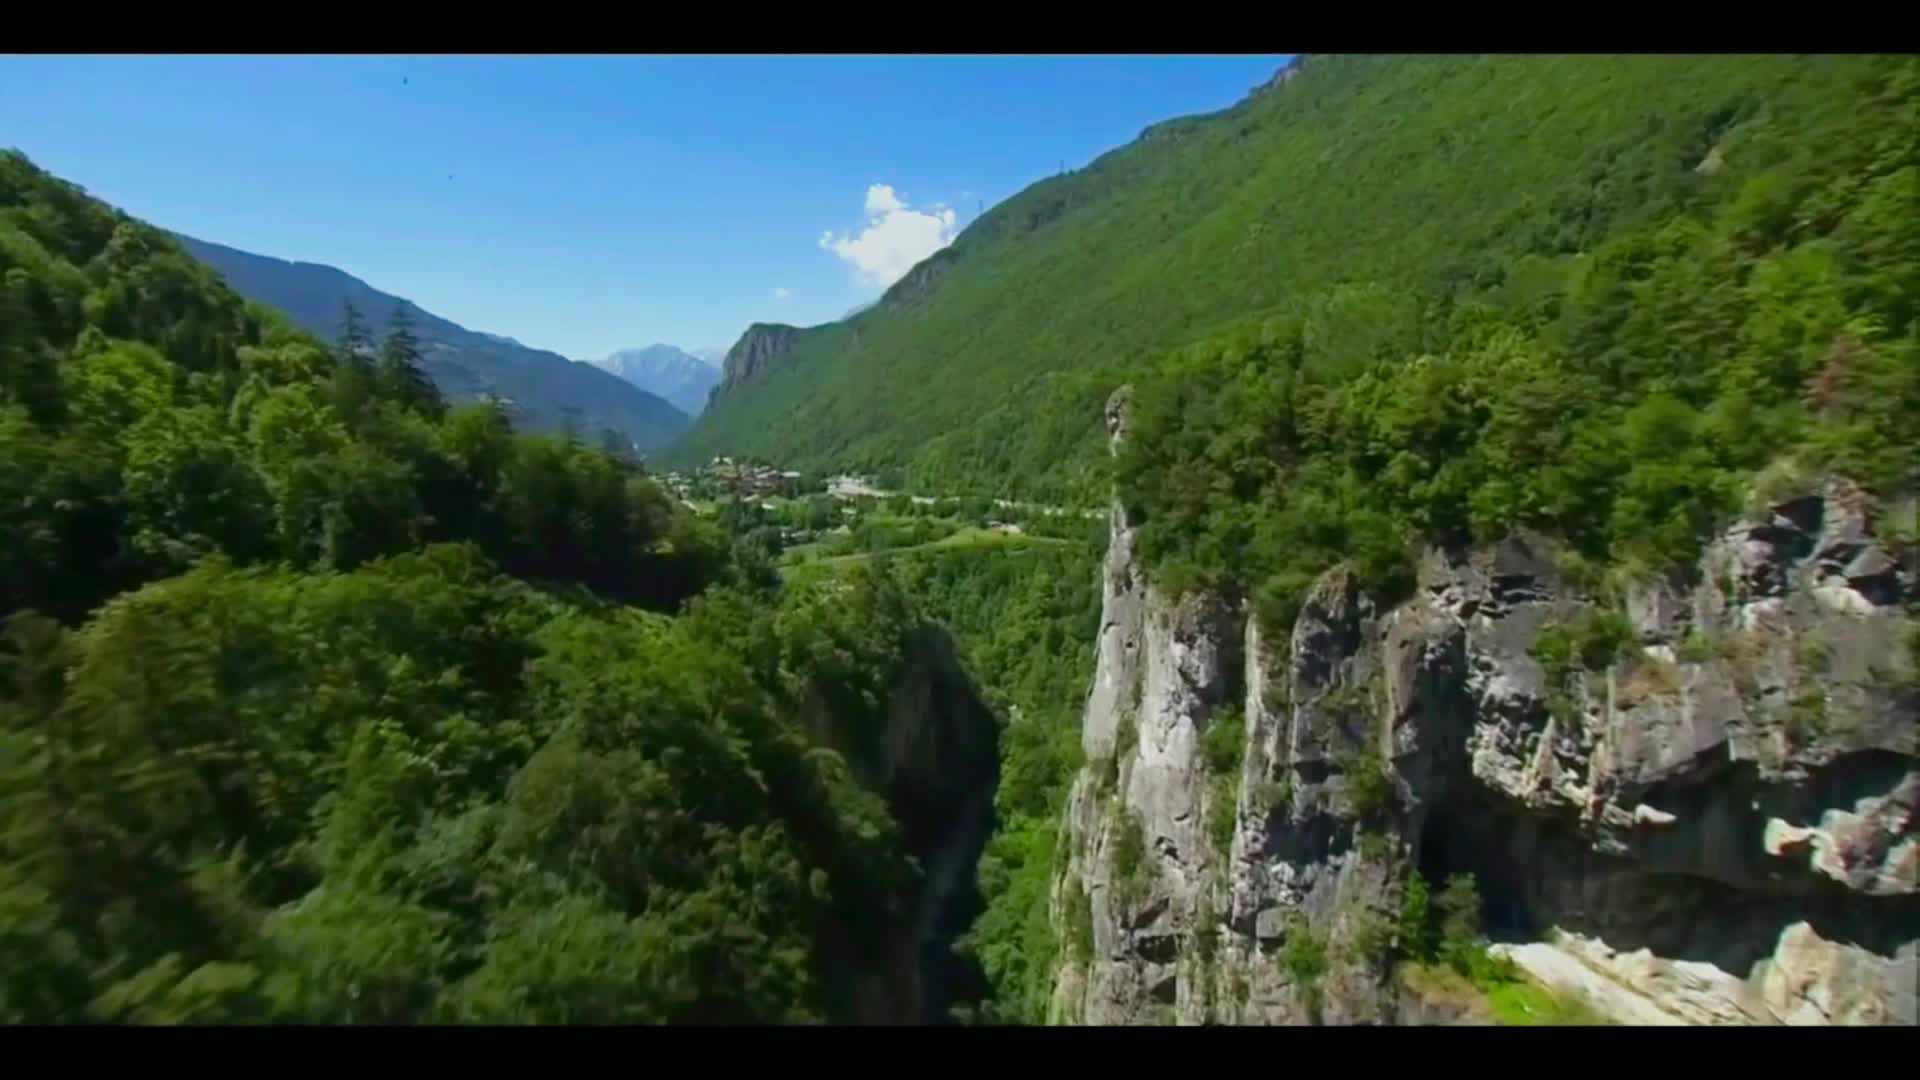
[1048,388,1918,1026]
[716,323,801,398]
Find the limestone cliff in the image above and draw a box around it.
[1049,389,1918,1026]
[715,323,801,398]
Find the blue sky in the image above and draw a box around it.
[1,54,1291,360]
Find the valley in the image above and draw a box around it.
[2,51,1917,1027]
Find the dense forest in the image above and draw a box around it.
[0,148,1024,1023]
[674,55,1920,510]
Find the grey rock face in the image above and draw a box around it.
[715,323,801,397]
[1050,409,1920,1026]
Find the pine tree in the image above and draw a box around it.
[328,299,380,427]
[337,299,372,367]
[378,303,442,419]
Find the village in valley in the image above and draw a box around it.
[656,456,1102,570]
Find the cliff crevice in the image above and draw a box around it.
[817,623,1001,1025]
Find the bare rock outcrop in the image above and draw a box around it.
[714,322,801,397]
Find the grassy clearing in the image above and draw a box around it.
[1398,962,1610,1026]
[1484,977,1610,1026]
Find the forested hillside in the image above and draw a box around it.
[1116,55,1920,625]
[0,148,995,1023]
[172,233,692,453]
[674,55,1918,504]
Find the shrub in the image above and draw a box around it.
[1533,608,1635,684]
[1281,914,1330,986]
[1396,872,1433,964]
[1436,873,1487,977]
[1203,709,1247,856]
[1347,746,1395,821]
[1208,775,1240,857]
[1201,708,1246,775]
[1574,610,1636,671]
[1281,914,1330,1023]
[1676,631,1714,664]
[1109,806,1149,908]
[1065,878,1095,963]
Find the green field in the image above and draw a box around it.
[784,526,1076,572]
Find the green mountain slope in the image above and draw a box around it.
[172,233,692,454]
[673,55,1908,501]
[1117,54,1920,625]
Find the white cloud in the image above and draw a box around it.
[864,184,907,215]
[819,183,959,289]
[774,286,791,300]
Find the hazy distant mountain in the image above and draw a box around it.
[590,344,724,417]
[689,347,727,367]
[171,233,692,453]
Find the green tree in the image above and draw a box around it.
[379,303,442,419]
[1437,873,1486,976]
[336,298,371,364]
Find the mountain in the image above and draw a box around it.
[589,344,723,417]
[670,55,1912,501]
[689,346,728,367]
[171,234,692,453]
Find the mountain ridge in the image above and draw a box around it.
[171,232,692,453]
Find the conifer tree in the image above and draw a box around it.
[379,303,442,418]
